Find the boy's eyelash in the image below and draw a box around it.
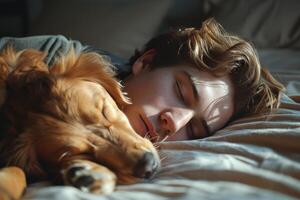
[176,80,185,103]
[187,122,195,139]
[176,80,196,139]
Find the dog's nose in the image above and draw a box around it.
[134,152,158,179]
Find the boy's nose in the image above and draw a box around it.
[159,108,194,135]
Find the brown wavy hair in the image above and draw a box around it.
[129,18,284,120]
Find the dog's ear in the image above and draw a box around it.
[0,57,10,82]
[0,57,9,107]
[0,46,18,107]
[5,49,54,106]
[10,48,48,75]
[1,132,46,180]
[51,48,131,107]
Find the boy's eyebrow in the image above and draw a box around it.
[182,71,199,103]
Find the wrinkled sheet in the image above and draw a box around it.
[23,50,300,200]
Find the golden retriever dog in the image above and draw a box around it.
[0,47,160,199]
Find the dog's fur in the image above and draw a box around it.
[0,47,160,198]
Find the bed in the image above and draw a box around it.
[3,0,300,199]
[22,31,300,200]
[22,55,300,199]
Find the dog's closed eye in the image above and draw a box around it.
[102,98,117,123]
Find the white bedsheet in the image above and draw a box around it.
[23,50,300,200]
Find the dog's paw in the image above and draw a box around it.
[62,163,116,195]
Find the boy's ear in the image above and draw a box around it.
[132,49,156,75]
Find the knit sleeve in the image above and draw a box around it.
[0,35,84,66]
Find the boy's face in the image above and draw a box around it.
[122,53,234,142]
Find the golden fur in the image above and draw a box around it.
[0,47,160,198]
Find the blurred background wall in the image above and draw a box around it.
[0,0,300,59]
[0,0,204,59]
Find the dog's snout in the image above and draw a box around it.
[134,152,158,179]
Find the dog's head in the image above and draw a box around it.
[0,47,160,183]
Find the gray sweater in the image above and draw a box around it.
[0,35,131,80]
